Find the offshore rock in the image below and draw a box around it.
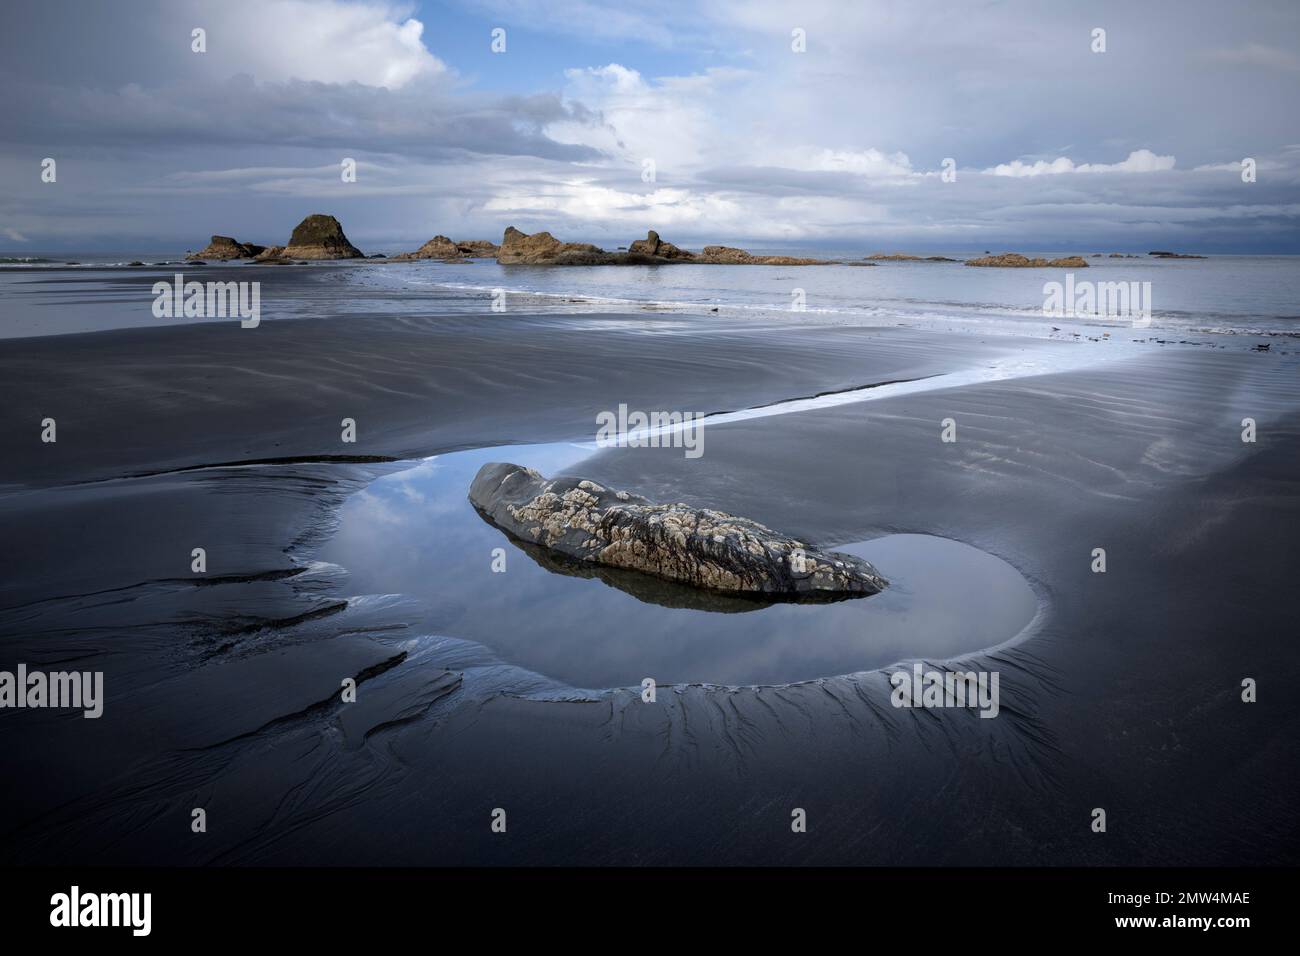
[187,236,265,261]
[626,230,696,260]
[965,252,1089,268]
[695,245,832,265]
[281,214,364,259]
[393,236,500,260]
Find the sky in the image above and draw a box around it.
[1,0,1299,253]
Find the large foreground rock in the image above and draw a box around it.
[281,214,364,259]
[469,462,887,599]
[186,236,266,261]
[965,252,1088,268]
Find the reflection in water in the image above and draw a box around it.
[318,444,1039,689]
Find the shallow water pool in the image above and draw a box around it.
[318,444,1039,689]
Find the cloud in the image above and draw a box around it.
[1204,43,1300,72]
[3,74,602,164]
[985,150,1177,177]
[484,181,746,229]
[194,0,446,88]
[803,149,915,179]
[2,0,1298,251]
[549,63,751,171]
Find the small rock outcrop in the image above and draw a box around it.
[1148,251,1207,259]
[965,253,1089,268]
[455,239,500,257]
[394,236,501,260]
[394,235,461,260]
[695,245,832,265]
[187,236,266,261]
[469,463,887,599]
[495,227,834,266]
[496,226,612,264]
[281,214,364,259]
[626,230,695,260]
[865,253,958,262]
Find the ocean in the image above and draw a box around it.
[1,250,1297,344]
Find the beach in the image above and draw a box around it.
[1,260,1296,866]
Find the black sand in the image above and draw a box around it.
[0,310,1296,865]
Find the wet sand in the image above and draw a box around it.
[0,310,1296,865]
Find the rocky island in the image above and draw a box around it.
[492,228,835,265]
[187,220,842,266]
[392,235,500,260]
[469,462,887,599]
[187,215,364,262]
[965,252,1089,268]
[281,214,364,259]
[186,235,266,261]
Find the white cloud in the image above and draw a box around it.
[483,181,745,230]
[548,64,752,170]
[203,0,444,88]
[803,149,915,178]
[985,149,1176,177]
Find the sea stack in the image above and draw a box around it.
[281,214,364,259]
